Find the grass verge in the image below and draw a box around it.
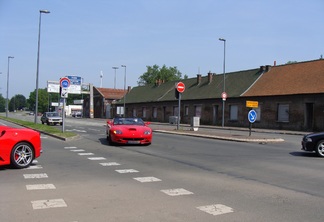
[0,116,77,139]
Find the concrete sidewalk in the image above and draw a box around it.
[149,122,309,143]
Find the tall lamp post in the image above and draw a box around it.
[35,9,50,123]
[121,65,127,117]
[6,56,14,118]
[112,67,119,89]
[219,38,226,127]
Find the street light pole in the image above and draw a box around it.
[112,67,119,89]
[35,9,50,123]
[0,72,2,91]
[121,65,127,117]
[219,38,226,127]
[6,56,14,118]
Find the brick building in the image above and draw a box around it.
[94,59,324,131]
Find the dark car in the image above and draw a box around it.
[41,112,63,125]
[301,132,324,157]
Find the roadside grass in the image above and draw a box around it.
[0,116,77,138]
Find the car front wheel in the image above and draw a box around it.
[10,142,34,169]
[315,140,324,157]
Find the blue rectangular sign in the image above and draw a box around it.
[67,76,82,85]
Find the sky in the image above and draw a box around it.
[0,0,323,98]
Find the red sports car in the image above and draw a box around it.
[106,117,152,145]
[0,126,42,169]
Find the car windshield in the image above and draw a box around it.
[47,112,59,117]
[113,118,145,126]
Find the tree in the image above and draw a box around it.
[27,88,49,113]
[138,64,184,86]
[9,94,26,111]
[27,87,84,113]
[0,94,5,112]
[286,61,298,64]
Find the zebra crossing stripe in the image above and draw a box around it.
[31,199,67,209]
[23,173,48,179]
[26,184,56,190]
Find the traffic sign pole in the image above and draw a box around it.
[59,77,71,133]
[177,93,181,130]
[248,109,257,136]
[175,82,185,130]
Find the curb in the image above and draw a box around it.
[153,130,285,143]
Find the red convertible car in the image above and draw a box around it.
[106,117,152,145]
[0,126,42,169]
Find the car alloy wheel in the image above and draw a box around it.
[10,142,34,169]
[316,140,324,157]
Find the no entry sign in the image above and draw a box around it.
[176,82,185,93]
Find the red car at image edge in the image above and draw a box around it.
[106,117,152,145]
[0,126,42,169]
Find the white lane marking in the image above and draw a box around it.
[32,160,38,164]
[78,153,94,156]
[160,188,193,196]
[24,165,43,170]
[70,149,85,152]
[26,184,56,190]
[88,157,106,160]
[89,128,101,132]
[115,169,139,174]
[197,204,234,216]
[133,177,161,183]
[99,162,120,166]
[66,129,87,133]
[31,199,67,210]
[64,146,77,149]
[23,173,48,179]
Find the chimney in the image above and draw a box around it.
[197,74,202,85]
[127,86,131,92]
[260,66,266,72]
[274,60,277,66]
[265,65,271,72]
[208,72,213,83]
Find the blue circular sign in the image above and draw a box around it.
[60,77,70,88]
[248,109,257,123]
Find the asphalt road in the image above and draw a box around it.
[1,114,324,221]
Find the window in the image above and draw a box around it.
[142,107,147,118]
[132,108,137,117]
[194,105,202,117]
[230,105,238,121]
[278,104,289,122]
[185,106,189,116]
[152,107,157,118]
[173,106,179,116]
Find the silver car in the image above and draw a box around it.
[41,112,63,125]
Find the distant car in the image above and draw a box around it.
[72,111,82,118]
[41,112,63,125]
[0,126,42,168]
[301,132,324,157]
[106,117,152,145]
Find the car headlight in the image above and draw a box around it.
[144,130,151,135]
[113,130,122,135]
[305,137,312,142]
